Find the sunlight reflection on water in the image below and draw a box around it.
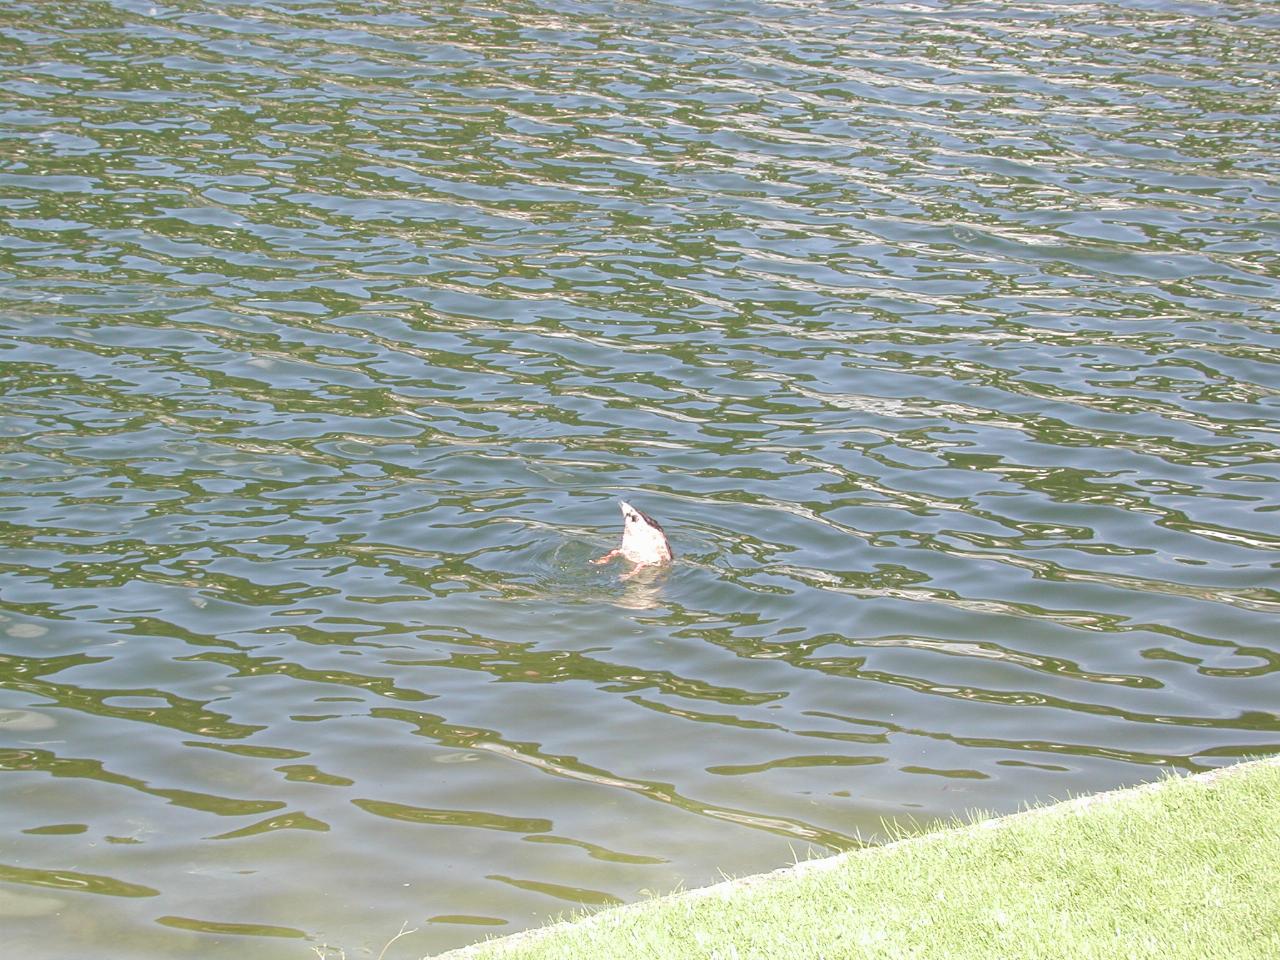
[1,0,1278,956]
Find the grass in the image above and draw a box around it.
[429,757,1280,960]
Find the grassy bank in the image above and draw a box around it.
[430,756,1280,960]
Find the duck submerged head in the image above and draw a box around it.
[618,500,673,565]
[590,499,674,574]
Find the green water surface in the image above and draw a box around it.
[1,0,1278,957]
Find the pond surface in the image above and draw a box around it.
[2,0,1278,956]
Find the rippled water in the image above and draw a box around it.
[2,0,1279,956]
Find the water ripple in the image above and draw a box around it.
[1,0,1278,956]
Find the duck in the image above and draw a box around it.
[591,500,673,577]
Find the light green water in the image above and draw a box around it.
[1,0,1278,957]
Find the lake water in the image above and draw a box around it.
[2,0,1278,956]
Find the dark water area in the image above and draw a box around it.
[1,0,1278,956]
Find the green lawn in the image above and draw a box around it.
[430,757,1280,960]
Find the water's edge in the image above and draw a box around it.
[432,754,1280,959]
